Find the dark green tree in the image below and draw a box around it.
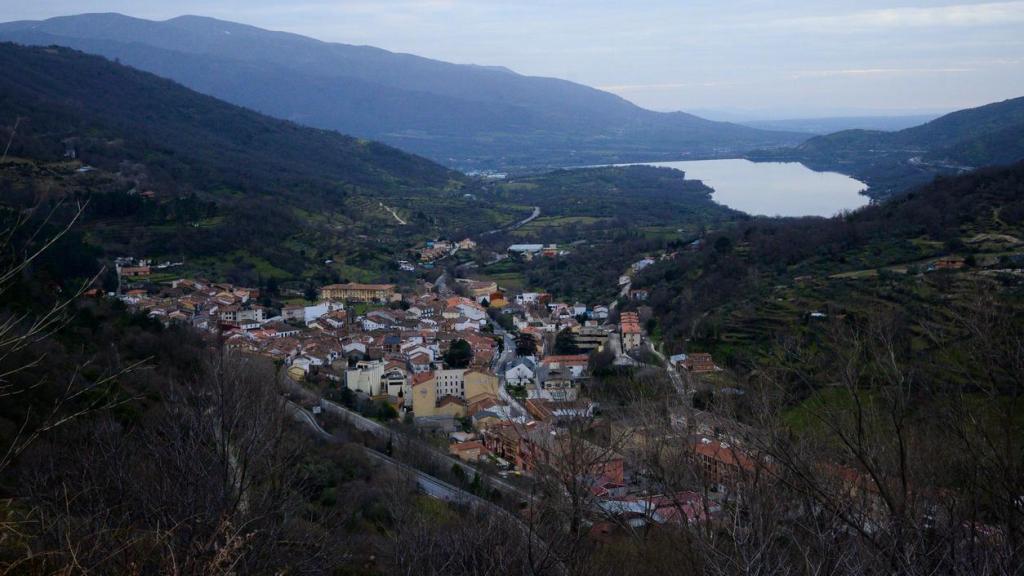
[554,328,580,355]
[444,339,473,368]
[515,332,538,357]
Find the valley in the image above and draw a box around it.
[1,10,1023,576]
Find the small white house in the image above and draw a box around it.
[302,301,344,325]
[291,355,324,374]
[454,318,485,332]
[343,342,368,355]
[456,303,487,322]
[517,292,541,306]
[361,317,389,331]
[505,358,536,385]
[632,258,655,273]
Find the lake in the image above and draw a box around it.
[639,159,868,217]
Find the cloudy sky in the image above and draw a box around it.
[3,0,1023,118]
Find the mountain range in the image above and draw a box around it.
[0,13,805,171]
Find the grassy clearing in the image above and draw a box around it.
[479,272,528,292]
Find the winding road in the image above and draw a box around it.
[288,399,561,575]
[318,399,533,503]
[287,400,481,504]
[481,206,541,236]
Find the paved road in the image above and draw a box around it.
[289,400,481,505]
[644,343,688,398]
[290,399,564,574]
[365,449,482,504]
[319,399,533,503]
[481,206,540,236]
[286,400,337,442]
[489,324,529,420]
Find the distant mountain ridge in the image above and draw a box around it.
[739,115,939,135]
[798,96,1024,161]
[748,96,1024,198]
[0,12,805,171]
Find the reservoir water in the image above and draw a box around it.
[640,158,868,217]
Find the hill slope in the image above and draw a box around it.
[0,42,453,195]
[632,161,1024,369]
[0,43,517,285]
[0,13,805,171]
[749,97,1024,198]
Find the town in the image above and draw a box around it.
[105,218,987,548]
[111,247,759,532]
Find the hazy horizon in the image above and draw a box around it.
[2,1,1023,119]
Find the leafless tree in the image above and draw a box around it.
[0,200,142,474]
[724,299,1024,576]
[3,352,358,575]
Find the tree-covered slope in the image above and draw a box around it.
[0,43,517,286]
[0,13,805,171]
[633,162,1024,367]
[0,42,456,198]
[796,96,1024,162]
[751,97,1024,199]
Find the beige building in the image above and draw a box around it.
[411,369,499,420]
[320,283,396,303]
[465,370,499,400]
[575,326,610,351]
[457,279,498,301]
[412,373,466,419]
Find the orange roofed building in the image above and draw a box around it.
[620,311,643,350]
[682,353,716,373]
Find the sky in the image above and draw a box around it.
[2,0,1023,118]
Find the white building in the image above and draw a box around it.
[505,358,536,385]
[346,360,386,396]
[508,244,544,255]
[434,368,466,399]
[301,301,344,325]
[632,258,656,273]
[516,292,542,306]
[456,303,487,322]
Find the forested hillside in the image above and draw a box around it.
[0,43,454,195]
[634,162,1024,372]
[0,13,805,170]
[0,43,521,287]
